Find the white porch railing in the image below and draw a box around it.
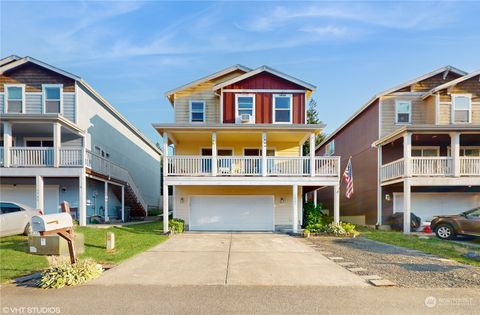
[460,157,480,176]
[411,157,452,176]
[165,155,340,177]
[381,158,405,181]
[85,150,147,211]
[10,147,54,167]
[59,147,83,167]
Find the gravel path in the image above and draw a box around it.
[304,236,480,288]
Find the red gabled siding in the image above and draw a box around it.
[223,92,305,124]
[224,72,305,90]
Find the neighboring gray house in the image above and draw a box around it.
[0,55,162,226]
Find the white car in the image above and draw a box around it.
[0,201,41,237]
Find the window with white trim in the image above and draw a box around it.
[395,100,411,124]
[452,94,471,123]
[412,146,439,157]
[94,145,109,158]
[43,85,62,114]
[325,140,335,156]
[273,94,292,123]
[26,139,54,147]
[190,100,205,123]
[5,85,24,113]
[235,94,255,119]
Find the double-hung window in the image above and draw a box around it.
[395,100,411,124]
[190,100,205,123]
[325,140,335,156]
[452,94,471,123]
[235,95,255,122]
[5,85,24,113]
[43,85,62,114]
[273,94,292,124]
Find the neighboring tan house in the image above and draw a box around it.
[0,55,162,226]
[154,65,341,233]
[315,66,480,233]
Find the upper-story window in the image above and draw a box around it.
[452,94,471,124]
[325,140,335,156]
[5,85,25,113]
[43,84,62,114]
[273,94,292,124]
[395,100,411,124]
[235,94,255,123]
[189,100,205,123]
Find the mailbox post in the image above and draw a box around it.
[31,202,77,264]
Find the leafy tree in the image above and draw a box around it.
[303,98,325,155]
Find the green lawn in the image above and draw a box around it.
[0,221,167,283]
[360,228,480,267]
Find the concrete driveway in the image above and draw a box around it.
[93,233,368,286]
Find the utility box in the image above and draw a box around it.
[31,213,74,233]
[28,233,85,256]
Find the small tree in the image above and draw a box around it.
[303,98,325,155]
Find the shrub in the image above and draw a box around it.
[38,258,103,289]
[323,223,347,236]
[169,218,185,234]
[341,222,359,237]
[303,201,333,228]
[147,210,161,217]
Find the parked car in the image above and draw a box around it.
[0,202,41,237]
[431,207,480,240]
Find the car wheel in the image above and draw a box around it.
[23,223,32,236]
[435,224,455,240]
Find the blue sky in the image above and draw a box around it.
[1,1,479,144]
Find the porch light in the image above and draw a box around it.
[180,197,185,204]
[385,194,391,201]
[280,197,286,204]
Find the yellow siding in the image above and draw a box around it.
[176,140,300,156]
[174,186,302,226]
[174,70,245,124]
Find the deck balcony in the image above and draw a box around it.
[379,130,480,183]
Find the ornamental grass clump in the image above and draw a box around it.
[38,258,103,289]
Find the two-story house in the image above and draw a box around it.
[315,66,480,233]
[154,65,341,233]
[0,55,162,226]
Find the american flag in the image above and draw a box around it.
[343,158,354,199]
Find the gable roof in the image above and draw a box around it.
[0,55,21,67]
[422,69,480,99]
[0,55,162,156]
[316,65,467,150]
[212,65,317,91]
[164,64,251,104]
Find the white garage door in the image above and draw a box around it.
[0,185,59,214]
[190,196,274,231]
[394,192,480,221]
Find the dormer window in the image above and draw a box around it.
[273,94,292,124]
[190,100,205,123]
[5,85,24,113]
[235,94,255,123]
[43,84,62,114]
[395,100,411,124]
[452,94,471,123]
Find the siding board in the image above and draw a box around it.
[63,93,75,122]
[25,93,42,114]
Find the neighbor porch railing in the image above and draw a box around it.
[411,157,453,176]
[380,158,404,181]
[166,155,340,177]
[460,157,480,176]
[10,147,54,167]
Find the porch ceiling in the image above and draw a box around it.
[0,114,84,135]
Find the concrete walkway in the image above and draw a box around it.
[93,233,368,286]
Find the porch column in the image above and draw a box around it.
[163,183,169,233]
[377,145,383,225]
[121,185,125,222]
[309,132,315,176]
[78,173,87,226]
[53,123,61,167]
[212,131,217,176]
[292,184,298,234]
[261,131,267,176]
[35,175,44,212]
[3,121,12,167]
[313,189,318,207]
[450,132,461,177]
[403,178,411,234]
[333,184,340,224]
[162,132,168,176]
[403,132,412,177]
[104,181,109,222]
